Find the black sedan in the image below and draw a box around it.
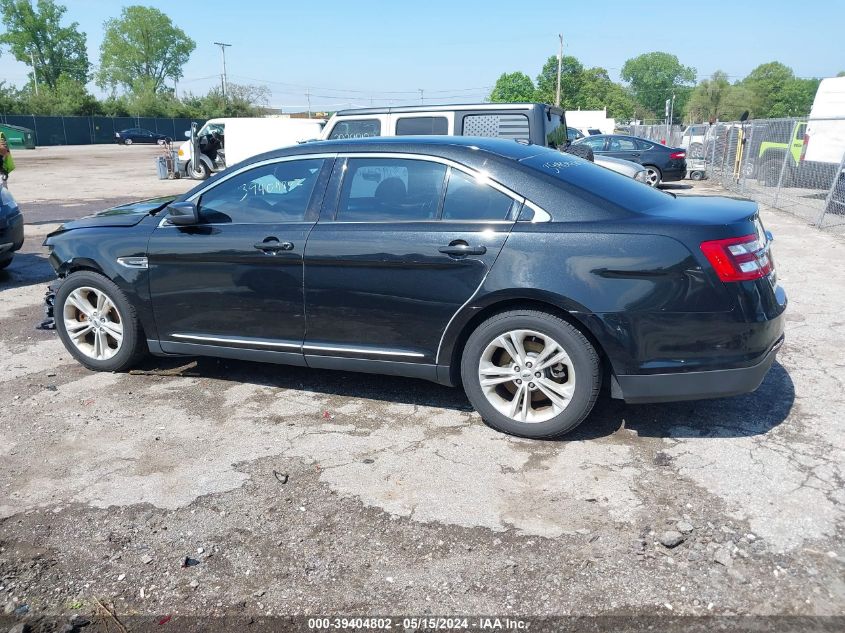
[43,137,785,439]
[573,134,687,186]
[114,128,170,146]
[0,186,24,269]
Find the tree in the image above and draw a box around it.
[685,71,730,122]
[535,55,584,109]
[741,62,818,118]
[98,5,195,93]
[578,67,636,120]
[0,0,89,89]
[489,71,535,103]
[620,52,696,121]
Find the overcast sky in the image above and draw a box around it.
[1,0,843,111]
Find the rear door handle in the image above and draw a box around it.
[439,244,487,256]
[254,239,294,253]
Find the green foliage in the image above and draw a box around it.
[535,55,584,109]
[180,84,270,118]
[621,51,696,121]
[98,5,195,93]
[739,62,818,118]
[683,71,752,122]
[0,0,89,88]
[578,67,636,120]
[489,72,535,103]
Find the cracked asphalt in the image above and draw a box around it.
[0,147,843,629]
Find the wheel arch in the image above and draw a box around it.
[440,293,613,389]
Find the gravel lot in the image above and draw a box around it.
[1,146,843,631]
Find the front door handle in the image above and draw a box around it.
[439,243,487,257]
[254,238,294,253]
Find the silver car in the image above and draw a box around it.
[594,155,650,184]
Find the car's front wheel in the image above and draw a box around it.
[124,138,133,146]
[461,310,601,439]
[189,160,210,180]
[55,271,146,372]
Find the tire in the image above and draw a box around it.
[562,144,594,162]
[690,171,704,181]
[55,271,147,372]
[0,254,12,270]
[189,160,210,180]
[460,309,601,439]
[644,165,662,187]
[157,139,165,146]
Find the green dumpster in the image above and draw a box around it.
[0,123,36,149]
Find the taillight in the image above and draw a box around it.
[800,133,809,162]
[700,234,772,282]
[669,151,686,160]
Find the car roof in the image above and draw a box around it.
[271,135,551,161]
[333,103,561,116]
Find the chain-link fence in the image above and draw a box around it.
[0,114,203,146]
[698,117,845,231]
[629,123,684,148]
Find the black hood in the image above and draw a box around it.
[55,196,176,231]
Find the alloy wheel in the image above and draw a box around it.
[63,286,124,361]
[477,329,576,423]
[645,167,661,187]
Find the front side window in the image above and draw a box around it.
[336,158,446,222]
[442,169,514,221]
[328,119,381,139]
[567,127,584,141]
[395,116,448,136]
[198,158,324,223]
[462,113,529,141]
[609,137,638,151]
[579,136,606,151]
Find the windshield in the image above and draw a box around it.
[518,146,671,212]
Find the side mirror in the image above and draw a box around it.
[740,110,749,123]
[167,201,199,225]
[184,130,191,138]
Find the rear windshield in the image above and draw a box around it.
[518,147,671,212]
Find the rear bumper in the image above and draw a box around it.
[616,335,784,404]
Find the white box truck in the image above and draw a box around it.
[178,117,324,180]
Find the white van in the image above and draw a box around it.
[801,76,845,182]
[178,117,325,179]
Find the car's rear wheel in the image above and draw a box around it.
[55,271,146,372]
[644,165,662,187]
[124,138,133,146]
[460,310,601,439]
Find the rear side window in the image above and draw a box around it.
[328,119,381,139]
[442,169,514,221]
[634,138,653,150]
[544,112,566,148]
[395,116,448,136]
[336,158,446,222]
[462,113,529,141]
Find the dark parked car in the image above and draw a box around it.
[44,137,785,439]
[573,134,687,186]
[115,128,170,146]
[0,186,23,270]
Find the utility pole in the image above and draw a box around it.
[419,88,424,105]
[30,50,39,96]
[213,42,231,98]
[555,34,563,107]
[305,90,312,118]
